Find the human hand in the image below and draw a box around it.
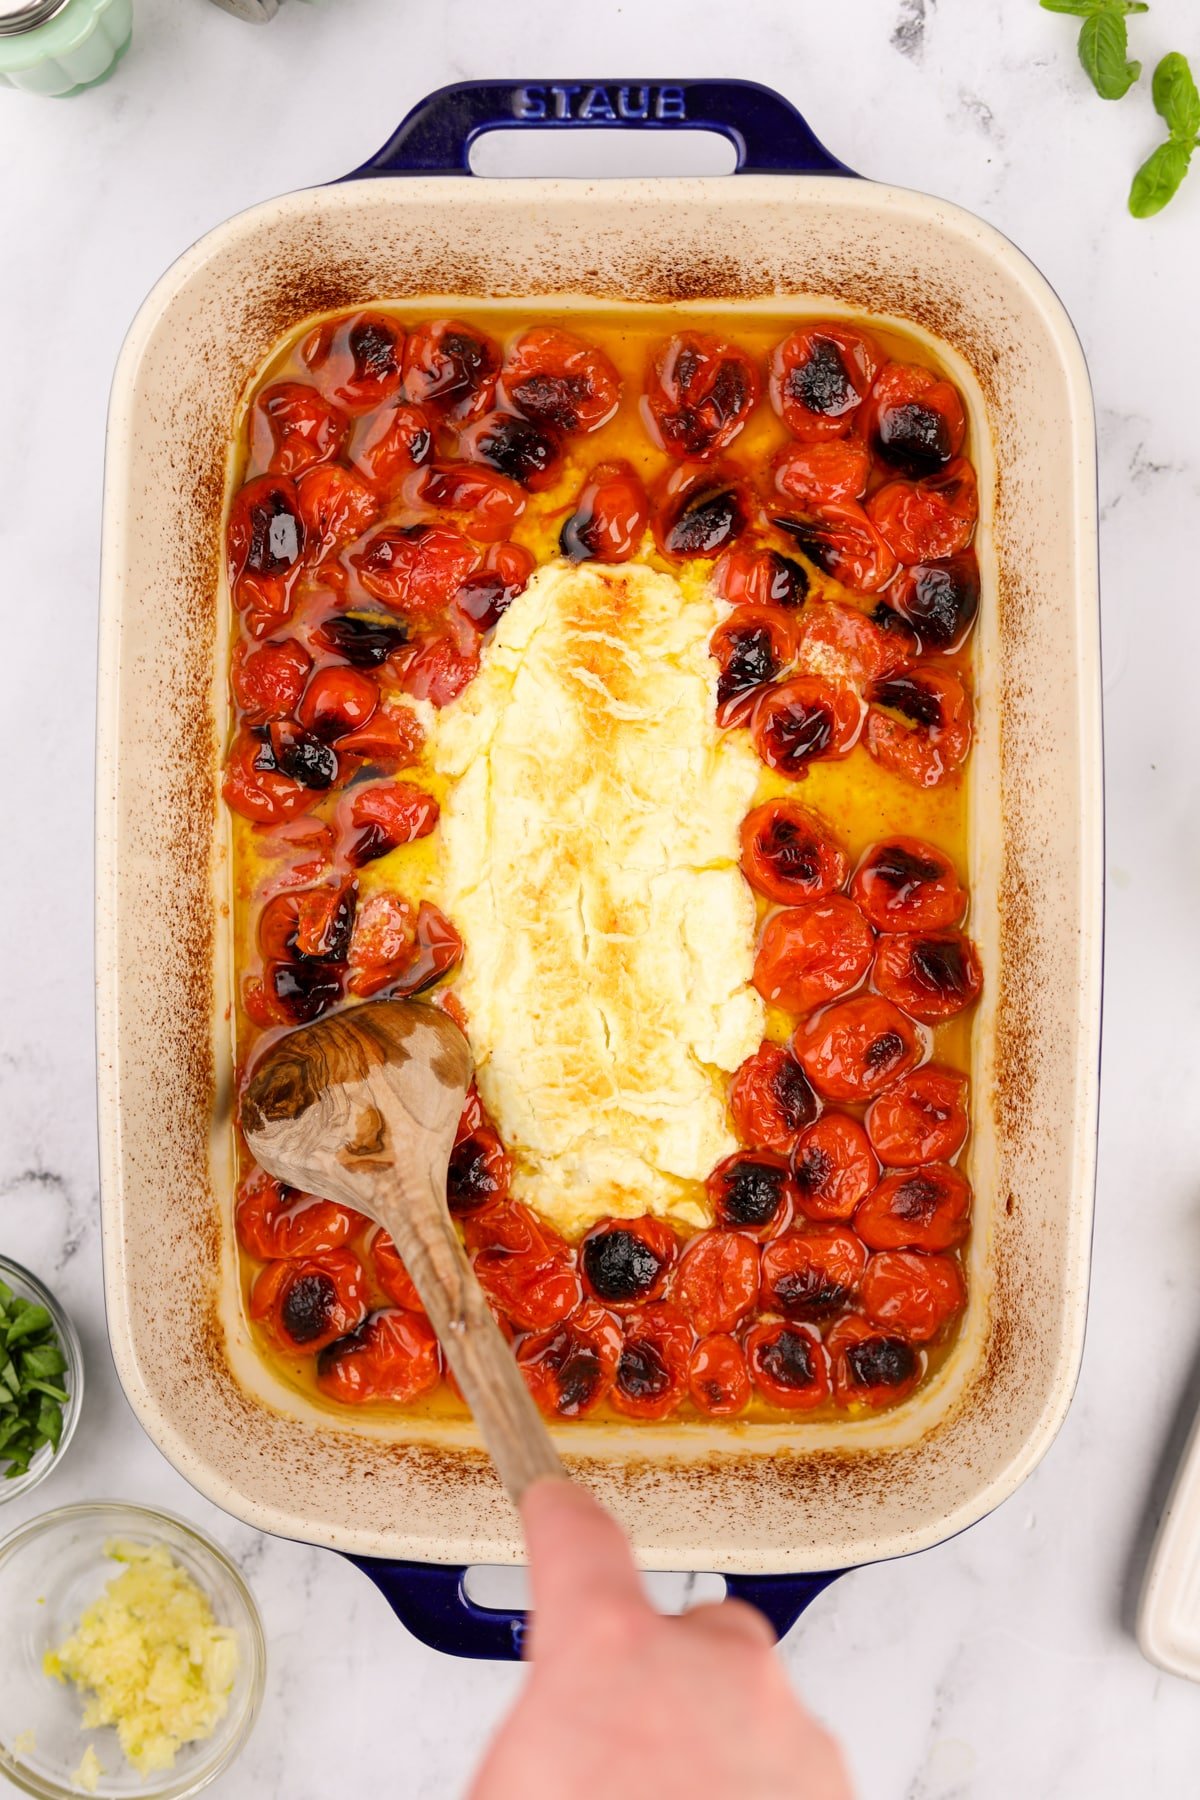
[468,1478,853,1800]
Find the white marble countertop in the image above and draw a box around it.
[3,0,1199,1794]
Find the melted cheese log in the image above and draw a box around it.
[434,559,764,1235]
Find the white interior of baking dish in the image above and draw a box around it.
[97,173,1100,1572]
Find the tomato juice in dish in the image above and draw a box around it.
[222,304,982,1427]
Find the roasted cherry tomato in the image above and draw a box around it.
[851,837,966,933]
[752,897,874,1015]
[500,326,622,434]
[370,1229,423,1311]
[793,600,902,690]
[751,676,863,775]
[232,638,313,725]
[791,1114,878,1222]
[348,401,435,494]
[222,728,314,825]
[729,1040,820,1154]
[335,698,426,768]
[517,1301,623,1418]
[768,323,882,442]
[249,1250,367,1354]
[296,666,379,742]
[774,503,898,595]
[794,995,922,1102]
[883,551,980,652]
[559,460,650,563]
[251,381,348,478]
[315,612,409,669]
[295,463,380,558]
[709,606,796,727]
[302,311,405,413]
[453,541,535,633]
[258,720,340,794]
[342,781,439,866]
[759,1226,867,1320]
[458,410,562,490]
[705,1151,798,1240]
[316,1308,441,1405]
[855,1163,972,1253]
[352,524,480,615]
[866,1066,969,1168]
[455,1081,487,1145]
[400,618,482,707]
[860,1249,966,1342]
[287,879,357,960]
[345,892,414,995]
[867,459,978,566]
[469,1201,581,1331]
[826,1313,923,1408]
[243,959,341,1030]
[409,462,525,544]
[580,1215,678,1310]
[713,544,809,610]
[688,1333,752,1417]
[873,930,982,1023]
[446,1127,512,1216]
[773,440,871,506]
[227,475,305,630]
[672,1230,760,1336]
[739,800,847,905]
[865,664,972,789]
[643,333,760,459]
[865,360,966,477]
[401,319,500,420]
[610,1303,693,1421]
[235,1169,359,1261]
[744,1319,831,1409]
[654,466,750,560]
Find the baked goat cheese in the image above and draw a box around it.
[435,558,764,1235]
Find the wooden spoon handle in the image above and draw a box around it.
[368,1161,565,1503]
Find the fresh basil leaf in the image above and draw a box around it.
[24,1378,69,1404]
[6,1303,52,1346]
[1129,135,1194,214]
[0,1280,13,1311]
[20,1343,66,1382]
[1040,0,1147,12]
[36,1396,63,1451]
[1080,11,1141,98]
[1153,52,1200,140]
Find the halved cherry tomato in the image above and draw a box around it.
[303,311,405,413]
[791,1115,878,1222]
[710,606,796,727]
[768,324,882,442]
[295,463,380,558]
[345,891,414,995]
[371,1229,423,1311]
[752,897,874,1014]
[352,524,480,614]
[759,1226,867,1320]
[316,1308,441,1404]
[654,465,750,560]
[706,1151,798,1240]
[409,463,525,544]
[470,1201,581,1330]
[251,381,348,478]
[458,410,562,490]
[296,666,379,741]
[688,1333,752,1417]
[348,401,435,494]
[751,676,863,775]
[866,1067,969,1167]
[559,460,649,563]
[232,638,312,725]
[249,1250,367,1354]
[774,503,898,595]
[739,800,847,905]
[867,460,978,565]
[860,1249,966,1342]
[343,781,439,866]
[643,333,760,459]
[744,1319,831,1409]
[855,1163,972,1253]
[580,1215,678,1310]
[793,600,903,689]
[873,931,982,1023]
[713,545,809,610]
[500,326,622,434]
[400,621,482,707]
[291,879,356,959]
[794,995,922,1102]
[865,664,972,789]
[851,838,966,932]
[827,1313,923,1408]
[314,612,410,670]
[243,957,342,1028]
[258,720,340,795]
[883,551,980,652]
[517,1301,623,1418]
[235,1169,359,1261]
[453,540,535,633]
[335,698,426,768]
[729,1040,820,1154]
[446,1127,512,1216]
[401,318,500,420]
[227,475,305,626]
[222,728,313,825]
[865,360,966,477]
[672,1231,760,1336]
[610,1303,693,1420]
[774,440,871,506]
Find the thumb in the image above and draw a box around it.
[520,1478,649,1656]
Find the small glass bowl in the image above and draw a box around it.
[0,1257,83,1505]
[0,1504,266,1799]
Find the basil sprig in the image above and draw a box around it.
[0,1277,69,1479]
[1130,52,1200,215]
[1041,0,1149,100]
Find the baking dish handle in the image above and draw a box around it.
[348,1553,845,1661]
[340,79,854,181]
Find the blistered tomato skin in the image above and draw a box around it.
[706,1152,798,1240]
[884,551,980,653]
[610,1303,693,1420]
[343,782,439,866]
[352,525,480,615]
[791,1114,878,1222]
[860,1250,966,1342]
[232,639,313,726]
[873,930,982,1023]
[501,327,622,434]
[867,1067,969,1167]
[303,312,405,414]
[759,1226,867,1321]
[866,663,972,789]
[446,1127,512,1216]
[866,360,966,478]
[518,1302,623,1418]
[235,1170,359,1261]
[710,607,796,727]
[673,1231,760,1337]
[227,475,305,626]
[794,995,922,1103]
[739,801,848,905]
[688,1333,752,1417]
[751,676,863,775]
[249,1250,367,1355]
[769,324,882,441]
[655,467,750,559]
[371,1230,423,1311]
[470,1202,581,1331]
[729,1041,820,1155]
[851,838,966,933]
[644,333,760,459]
[745,1320,831,1409]
[774,503,898,595]
[752,897,874,1015]
[296,667,379,742]
[459,410,563,489]
[223,728,314,825]
[317,1308,441,1405]
[348,401,435,493]
[251,381,349,478]
[559,461,649,563]
[867,459,978,567]
[580,1216,678,1309]
[827,1313,922,1408]
[401,319,500,420]
[774,440,871,507]
[714,545,810,610]
[855,1163,972,1253]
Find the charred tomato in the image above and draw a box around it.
[850,838,966,933]
[791,1114,879,1222]
[709,605,796,727]
[744,1320,831,1409]
[827,1313,923,1408]
[643,333,760,459]
[752,897,874,1015]
[768,323,882,442]
[794,995,922,1103]
[609,1303,693,1421]
[517,1302,623,1418]
[688,1333,752,1417]
[672,1230,761,1337]
[739,800,848,905]
[751,676,863,776]
[580,1215,678,1310]
[316,1308,441,1405]
[873,931,982,1023]
[401,319,500,420]
[249,1250,367,1355]
[500,327,621,434]
[759,1226,867,1320]
[865,663,972,789]
[729,1040,820,1155]
[855,1163,972,1253]
[865,360,966,478]
[559,460,649,563]
[866,1066,969,1168]
[705,1151,799,1240]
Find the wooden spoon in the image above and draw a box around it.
[240,998,565,1503]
